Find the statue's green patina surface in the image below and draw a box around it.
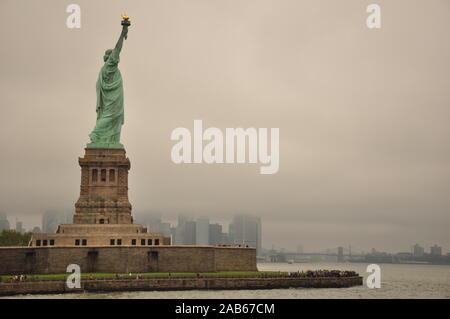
[87,23,129,149]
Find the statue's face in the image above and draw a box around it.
[103,49,112,62]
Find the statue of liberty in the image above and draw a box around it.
[87,16,130,149]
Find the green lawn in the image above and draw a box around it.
[0,271,287,282]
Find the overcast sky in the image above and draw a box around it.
[0,0,449,253]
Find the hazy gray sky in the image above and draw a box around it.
[1,0,449,253]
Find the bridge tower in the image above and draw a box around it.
[337,246,344,262]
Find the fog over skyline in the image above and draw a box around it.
[1,0,449,253]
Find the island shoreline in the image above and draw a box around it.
[0,276,363,297]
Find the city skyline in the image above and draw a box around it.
[0,210,447,256]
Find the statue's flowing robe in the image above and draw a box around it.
[89,49,124,143]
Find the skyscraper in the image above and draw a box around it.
[196,217,209,245]
[15,220,24,233]
[134,213,161,232]
[184,221,197,245]
[413,244,425,257]
[135,213,172,238]
[209,223,222,246]
[229,215,262,255]
[174,215,193,244]
[42,210,71,233]
[430,245,442,256]
[0,212,10,231]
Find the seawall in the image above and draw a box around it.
[0,276,363,296]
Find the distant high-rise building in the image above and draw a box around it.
[184,221,196,245]
[174,226,184,244]
[430,245,442,256]
[42,211,71,233]
[209,223,222,246]
[221,232,230,245]
[136,214,173,238]
[174,215,193,244]
[178,215,192,226]
[0,212,10,231]
[196,217,209,245]
[135,213,158,232]
[413,244,424,257]
[229,215,262,255]
[15,220,24,233]
[170,226,177,243]
[132,212,174,240]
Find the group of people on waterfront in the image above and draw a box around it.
[1,274,34,282]
[1,269,358,283]
[216,244,250,248]
[287,269,358,278]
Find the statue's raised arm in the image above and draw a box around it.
[102,16,130,64]
[114,25,129,55]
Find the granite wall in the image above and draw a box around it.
[0,246,256,275]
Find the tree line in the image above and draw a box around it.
[0,230,32,246]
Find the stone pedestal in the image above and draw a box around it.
[73,148,132,224]
[29,148,171,248]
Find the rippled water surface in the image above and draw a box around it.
[3,262,450,299]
